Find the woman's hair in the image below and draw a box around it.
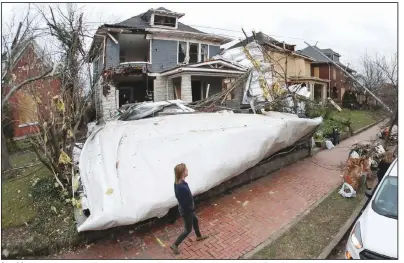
[174,163,187,183]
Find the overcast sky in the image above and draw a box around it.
[2,2,397,70]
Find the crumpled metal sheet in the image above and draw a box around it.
[118,100,195,121]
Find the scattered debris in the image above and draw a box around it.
[243,201,250,206]
[338,182,356,198]
[155,237,166,248]
[118,100,195,121]
[350,151,359,159]
[105,188,114,195]
[3,248,10,258]
[328,97,342,112]
[325,140,335,150]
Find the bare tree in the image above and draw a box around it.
[27,3,100,191]
[1,4,55,172]
[375,53,398,140]
[355,53,385,109]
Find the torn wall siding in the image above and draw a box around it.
[214,42,273,105]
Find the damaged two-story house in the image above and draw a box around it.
[228,32,330,104]
[89,7,247,119]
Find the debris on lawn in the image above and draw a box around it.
[338,182,356,198]
[327,97,342,112]
[340,139,395,197]
[325,140,334,150]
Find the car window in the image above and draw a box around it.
[372,176,397,219]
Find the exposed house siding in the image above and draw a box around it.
[105,36,120,69]
[149,39,178,73]
[267,51,311,84]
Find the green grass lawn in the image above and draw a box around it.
[316,109,381,139]
[1,152,51,228]
[251,187,365,259]
[333,109,381,132]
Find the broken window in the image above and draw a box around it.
[178,42,186,63]
[201,44,208,62]
[153,15,176,27]
[189,43,198,64]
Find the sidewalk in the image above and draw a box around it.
[57,123,382,259]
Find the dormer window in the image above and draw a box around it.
[153,15,176,28]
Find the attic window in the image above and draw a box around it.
[153,15,176,27]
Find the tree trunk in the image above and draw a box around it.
[1,129,12,172]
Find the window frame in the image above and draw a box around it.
[177,42,210,65]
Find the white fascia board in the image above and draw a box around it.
[160,67,245,77]
[106,32,118,44]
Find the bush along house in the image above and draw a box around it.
[298,46,356,104]
[89,7,247,120]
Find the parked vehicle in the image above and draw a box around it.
[345,158,397,259]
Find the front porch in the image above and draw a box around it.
[289,76,330,104]
[153,59,247,102]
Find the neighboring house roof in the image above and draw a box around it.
[299,46,330,63]
[2,40,53,80]
[299,46,355,73]
[320,48,340,57]
[107,7,203,34]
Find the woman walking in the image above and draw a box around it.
[170,163,208,255]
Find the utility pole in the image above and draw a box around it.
[304,42,392,113]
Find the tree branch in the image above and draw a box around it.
[2,68,54,108]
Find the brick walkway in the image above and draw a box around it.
[57,123,382,259]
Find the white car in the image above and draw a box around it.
[345,158,398,259]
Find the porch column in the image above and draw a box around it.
[181,74,192,102]
[309,83,314,100]
[154,76,174,101]
[322,83,327,104]
[101,80,118,120]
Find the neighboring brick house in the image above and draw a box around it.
[228,32,331,104]
[2,41,60,138]
[89,7,246,120]
[299,46,356,103]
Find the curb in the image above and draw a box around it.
[317,196,368,259]
[242,182,341,259]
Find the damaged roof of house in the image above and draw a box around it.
[105,7,204,34]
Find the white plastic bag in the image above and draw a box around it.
[325,140,334,149]
[338,182,357,198]
[350,151,360,159]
